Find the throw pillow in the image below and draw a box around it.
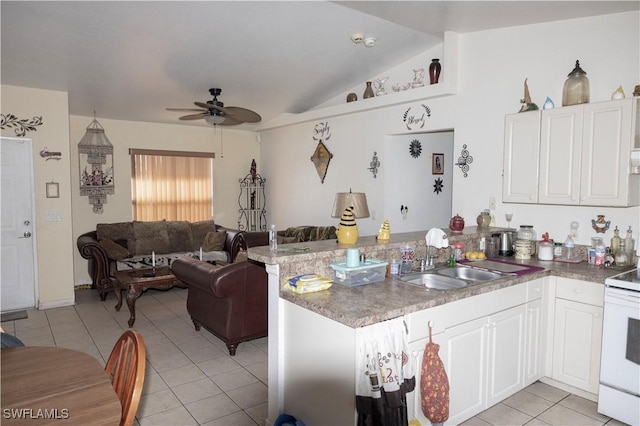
[99,239,131,260]
[166,221,194,253]
[132,220,170,255]
[277,235,298,244]
[190,220,217,251]
[96,222,134,251]
[203,231,227,252]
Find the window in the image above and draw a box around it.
[130,149,214,221]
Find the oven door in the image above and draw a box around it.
[600,287,640,394]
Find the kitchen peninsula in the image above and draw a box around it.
[247,228,634,426]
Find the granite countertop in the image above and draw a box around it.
[248,228,635,329]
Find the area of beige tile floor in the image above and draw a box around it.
[1,287,630,426]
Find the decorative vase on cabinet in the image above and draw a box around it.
[429,59,441,84]
[363,81,375,99]
[562,60,590,106]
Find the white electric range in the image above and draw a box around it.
[598,267,640,425]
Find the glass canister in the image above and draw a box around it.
[515,240,531,260]
[562,60,590,106]
[518,225,537,256]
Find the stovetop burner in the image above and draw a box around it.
[605,268,640,292]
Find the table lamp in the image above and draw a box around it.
[332,190,369,244]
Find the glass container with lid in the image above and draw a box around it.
[518,225,537,255]
[562,60,590,106]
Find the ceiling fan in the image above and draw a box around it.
[166,88,261,126]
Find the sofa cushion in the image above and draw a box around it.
[96,222,134,251]
[99,238,131,260]
[203,231,227,252]
[284,226,314,242]
[190,220,218,251]
[313,226,337,240]
[166,221,194,253]
[283,226,337,242]
[277,235,298,244]
[132,220,170,255]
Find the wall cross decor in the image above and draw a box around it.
[455,144,473,178]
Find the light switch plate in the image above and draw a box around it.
[46,211,62,222]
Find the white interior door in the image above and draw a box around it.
[1,137,37,311]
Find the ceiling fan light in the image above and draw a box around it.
[204,114,225,125]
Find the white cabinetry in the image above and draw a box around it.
[503,111,541,203]
[406,281,544,425]
[551,278,603,394]
[504,97,640,206]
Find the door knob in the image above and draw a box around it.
[19,231,32,239]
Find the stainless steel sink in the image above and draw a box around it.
[396,265,504,290]
[397,273,469,290]
[436,266,502,282]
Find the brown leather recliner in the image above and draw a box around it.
[170,257,267,356]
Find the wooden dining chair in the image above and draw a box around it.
[105,330,146,426]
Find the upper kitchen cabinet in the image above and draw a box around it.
[503,111,541,203]
[504,97,640,207]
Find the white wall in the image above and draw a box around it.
[70,116,259,285]
[259,11,640,249]
[1,85,75,307]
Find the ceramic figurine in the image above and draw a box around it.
[377,219,391,242]
[591,215,610,233]
[336,207,359,244]
[611,85,625,100]
[519,78,539,112]
[412,68,425,88]
[374,77,389,96]
[543,96,555,110]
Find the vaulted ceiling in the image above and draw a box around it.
[2,1,637,129]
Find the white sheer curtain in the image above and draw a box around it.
[130,149,214,222]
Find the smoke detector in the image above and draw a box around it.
[351,33,364,44]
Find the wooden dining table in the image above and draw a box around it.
[1,346,121,425]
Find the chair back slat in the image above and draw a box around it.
[105,330,146,426]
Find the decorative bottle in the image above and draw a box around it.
[610,226,621,255]
[625,226,635,260]
[429,59,441,84]
[562,60,590,106]
[363,81,375,99]
[269,224,278,251]
[615,240,629,266]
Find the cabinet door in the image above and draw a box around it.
[580,99,633,206]
[486,304,526,406]
[524,298,543,386]
[503,112,541,203]
[444,317,487,425]
[539,106,583,205]
[552,298,603,393]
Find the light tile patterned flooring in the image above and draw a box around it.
[1,288,630,426]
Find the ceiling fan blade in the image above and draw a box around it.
[219,116,243,126]
[179,113,208,120]
[223,107,261,123]
[167,107,206,112]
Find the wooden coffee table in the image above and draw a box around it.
[114,266,186,327]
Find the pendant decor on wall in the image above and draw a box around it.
[402,104,431,131]
[409,139,422,158]
[0,113,43,137]
[310,140,333,184]
[455,144,473,178]
[433,177,444,194]
[78,117,114,214]
[367,151,381,178]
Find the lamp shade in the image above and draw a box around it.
[332,191,370,218]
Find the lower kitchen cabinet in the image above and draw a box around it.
[445,304,526,424]
[551,278,604,394]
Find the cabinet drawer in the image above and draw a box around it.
[405,305,446,342]
[556,278,603,306]
[527,278,544,301]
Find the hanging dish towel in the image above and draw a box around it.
[356,317,416,426]
[420,322,450,424]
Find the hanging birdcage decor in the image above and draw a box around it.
[78,117,114,214]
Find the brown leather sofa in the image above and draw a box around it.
[170,256,267,356]
[77,220,243,301]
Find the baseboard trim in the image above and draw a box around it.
[37,298,75,310]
